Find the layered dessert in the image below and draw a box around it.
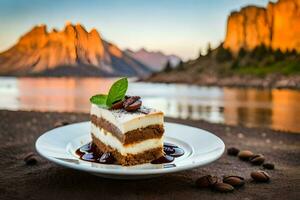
[89,78,165,165]
[90,104,164,165]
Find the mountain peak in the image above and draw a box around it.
[64,22,74,29]
[65,21,72,26]
[75,23,87,31]
[127,48,181,71]
[90,28,98,34]
[0,23,152,77]
[138,48,147,53]
[17,24,48,50]
[28,24,48,35]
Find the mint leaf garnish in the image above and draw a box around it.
[90,94,108,107]
[106,77,128,107]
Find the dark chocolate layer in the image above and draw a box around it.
[90,114,164,145]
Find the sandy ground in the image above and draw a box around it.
[0,110,299,200]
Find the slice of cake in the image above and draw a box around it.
[90,104,164,165]
[89,78,164,166]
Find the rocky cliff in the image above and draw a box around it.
[0,23,152,76]
[224,0,300,53]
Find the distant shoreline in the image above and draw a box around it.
[142,73,300,90]
[1,74,300,90]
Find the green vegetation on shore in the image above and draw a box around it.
[163,44,300,78]
[222,44,300,77]
[234,60,300,77]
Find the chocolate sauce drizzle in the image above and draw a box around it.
[75,143,115,164]
[151,143,184,164]
[75,142,184,165]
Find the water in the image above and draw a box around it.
[0,77,299,133]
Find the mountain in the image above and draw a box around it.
[125,48,181,71]
[224,0,300,53]
[0,23,152,77]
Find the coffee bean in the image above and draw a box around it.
[195,175,218,188]
[111,100,124,109]
[250,154,265,165]
[251,170,270,182]
[238,150,254,161]
[54,121,69,128]
[227,147,240,156]
[213,182,234,193]
[125,100,142,111]
[263,163,275,170]
[24,152,38,165]
[223,176,245,187]
[123,96,140,108]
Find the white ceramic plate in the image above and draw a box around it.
[36,122,225,179]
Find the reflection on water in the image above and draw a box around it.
[0,77,299,133]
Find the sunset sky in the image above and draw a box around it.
[0,0,272,60]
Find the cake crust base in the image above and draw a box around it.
[91,133,163,166]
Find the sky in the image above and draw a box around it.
[0,0,272,60]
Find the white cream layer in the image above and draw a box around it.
[91,123,163,155]
[90,104,164,134]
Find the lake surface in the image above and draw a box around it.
[0,77,299,133]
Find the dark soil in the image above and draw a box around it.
[0,110,299,200]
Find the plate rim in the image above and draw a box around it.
[36,121,225,175]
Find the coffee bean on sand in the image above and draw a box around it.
[238,150,254,161]
[195,175,218,188]
[227,147,240,156]
[223,175,245,187]
[24,152,38,165]
[251,170,270,182]
[250,154,265,165]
